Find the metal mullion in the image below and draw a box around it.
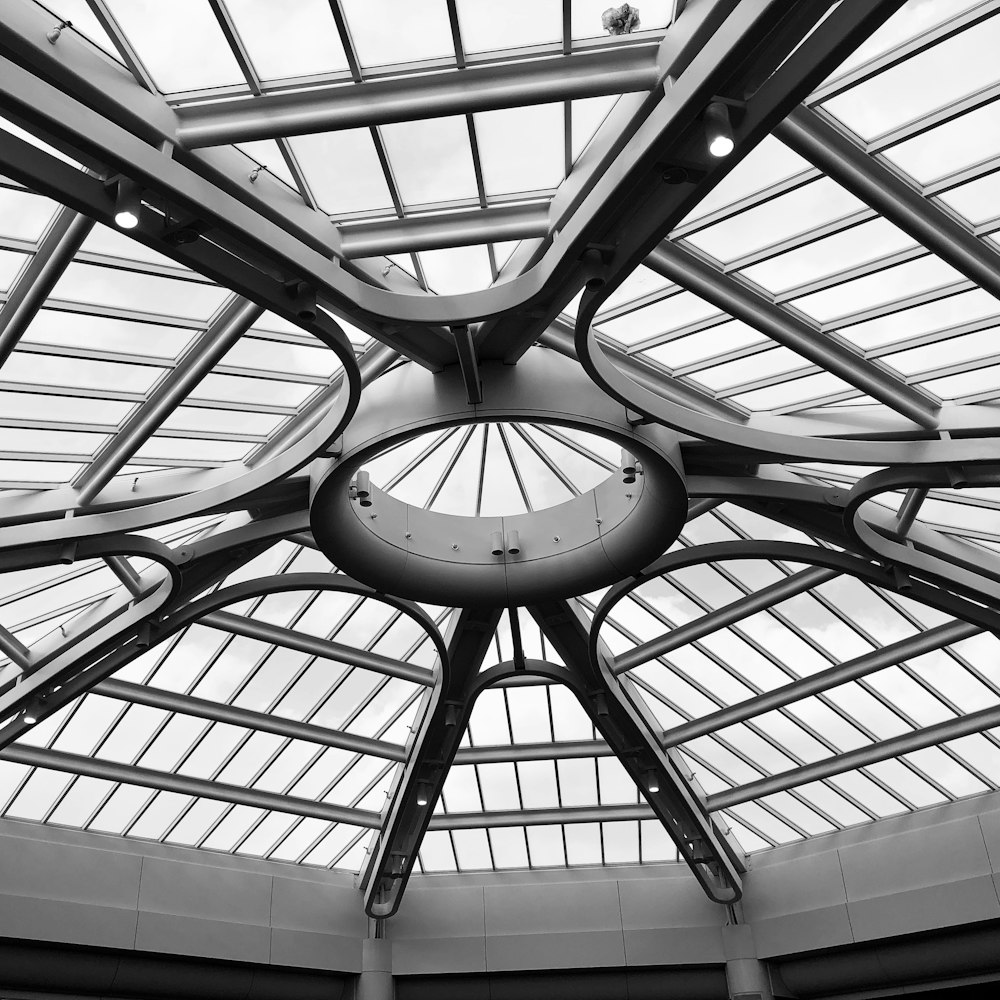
[425,425,477,508]
[530,424,617,472]
[866,314,1000,361]
[37,299,211,329]
[326,826,370,868]
[85,0,159,92]
[628,664,908,818]
[207,8,323,210]
[73,296,264,504]
[385,427,461,493]
[907,354,1000,386]
[772,246,930,305]
[265,684,425,860]
[721,209,878,275]
[627,669,824,834]
[671,339,783,380]
[823,282,976,333]
[808,0,1000,105]
[716,807,779,849]
[623,314,733,359]
[474,424,489,517]
[596,283,684,325]
[867,83,1000,157]
[327,0,363,81]
[712,516,988,795]
[649,243,941,427]
[510,424,579,496]
[612,587,914,810]
[677,738,817,840]
[135,553,312,836]
[924,152,1000,198]
[0,207,94,370]
[668,168,822,242]
[496,425,533,512]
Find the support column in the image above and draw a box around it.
[723,924,774,1000]
[356,937,393,1000]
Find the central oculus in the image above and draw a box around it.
[310,350,689,606]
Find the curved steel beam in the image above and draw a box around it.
[0,0,837,334]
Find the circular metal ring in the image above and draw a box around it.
[574,284,1000,466]
[310,349,689,606]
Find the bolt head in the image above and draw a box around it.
[452,543,459,550]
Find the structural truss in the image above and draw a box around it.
[3,0,1000,922]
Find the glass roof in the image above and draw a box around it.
[3,0,1000,892]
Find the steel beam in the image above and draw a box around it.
[613,565,840,674]
[95,678,408,762]
[646,243,940,428]
[778,106,1000,305]
[706,696,1000,812]
[529,599,744,901]
[174,46,661,147]
[0,626,30,671]
[660,618,982,748]
[0,206,93,369]
[201,610,435,686]
[429,803,653,830]
[455,739,613,764]
[362,605,504,918]
[477,0,909,361]
[0,743,382,828]
[339,204,550,258]
[73,297,264,506]
[538,319,747,422]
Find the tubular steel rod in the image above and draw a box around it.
[74,297,264,505]
[0,743,382,828]
[660,619,982,748]
[175,46,660,147]
[705,697,1000,812]
[647,243,941,429]
[96,678,408,762]
[778,105,1000,305]
[613,566,840,673]
[0,207,93,368]
[340,204,550,258]
[201,610,436,686]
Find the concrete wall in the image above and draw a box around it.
[0,819,366,974]
[4,789,1000,992]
